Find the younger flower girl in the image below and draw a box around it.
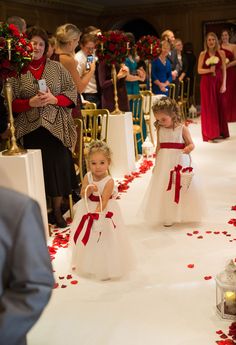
[69,140,134,280]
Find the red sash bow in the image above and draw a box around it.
[182,166,193,173]
[74,211,116,246]
[167,164,182,204]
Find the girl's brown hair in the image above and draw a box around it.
[87,140,112,163]
[152,96,182,129]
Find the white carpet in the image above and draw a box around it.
[28,120,236,345]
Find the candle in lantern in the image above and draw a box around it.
[101,42,104,51]
[225,291,236,314]
[127,42,130,52]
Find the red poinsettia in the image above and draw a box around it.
[0,22,33,80]
[96,30,129,66]
[136,35,160,61]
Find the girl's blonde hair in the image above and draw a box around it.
[204,32,220,51]
[55,23,81,47]
[87,140,112,163]
[152,96,182,128]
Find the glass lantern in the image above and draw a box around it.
[142,137,154,158]
[216,260,236,320]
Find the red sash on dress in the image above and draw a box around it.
[160,142,185,149]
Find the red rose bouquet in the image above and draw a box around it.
[96,30,129,65]
[0,22,33,80]
[136,35,160,61]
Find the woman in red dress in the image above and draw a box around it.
[198,32,229,142]
[220,29,236,122]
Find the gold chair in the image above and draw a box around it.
[128,94,144,160]
[139,83,147,91]
[168,83,176,100]
[183,77,190,112]
[140,90,154,144]
[68,118,83,219]
[83,102,97,110]
[81,108,109,144]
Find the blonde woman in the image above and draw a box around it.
[198,32,229,142]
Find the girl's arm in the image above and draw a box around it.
[60,54,93,94]
[219,50,226,93]
[95,178,114,212]
[198,51,212,75]
[80,175,97,198]
[182,125,195,154]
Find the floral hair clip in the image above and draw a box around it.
[155,98,173,107]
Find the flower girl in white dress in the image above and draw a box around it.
[142,97,203,227]
[69,140,134,280]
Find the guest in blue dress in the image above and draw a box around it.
[152,40,172,96]
[125,33,147,153]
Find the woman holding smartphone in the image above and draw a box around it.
[75,33,100,108]
[10,26,78,228]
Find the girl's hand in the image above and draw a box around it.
[220,84,226,93]
[92,184,98,192]
[210,65,216,74]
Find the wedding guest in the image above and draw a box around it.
[183,42,197,100]
[10,26,78,227]
[75,33,101,107]
[83,25,101,36]
[7,15,26,33]
[152,40,172,96]
[220,29,236,122]
[0,187,54,345]
[125,32,146,95]
[161,29,181,98]
[198,32,229,142]
[47,35,56,59]
[174,38,188,83]
[125,32,146,153]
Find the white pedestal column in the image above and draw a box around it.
[107,112,136,178]
[0,149,48,237]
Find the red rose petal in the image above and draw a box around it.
[71,280,78,285]
[61,284,67,288]
[222,231,228,235]
[220,334,228,339]
[193,231,199,234]
[53,283,59,289]
[216,330,223,335]
[187,233,193,236]
[231,206,236,211]
[214,232,220,234]
[59,276,64,280]
[197,236,203,239]
[187,264,194,268]
[67,274,72,280]
[206,231,212,234]
[204,276,212,280]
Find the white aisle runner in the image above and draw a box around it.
[29,121,236,345]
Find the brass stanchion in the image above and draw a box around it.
[111,64,123,115]
[2,79,27,156]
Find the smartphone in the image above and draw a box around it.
[86,55,93,70]
[38,79,47,92]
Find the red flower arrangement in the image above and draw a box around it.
[136,35,160,61]
[96,30,129,65]
[0,22,33,80]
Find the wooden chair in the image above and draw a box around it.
[81,108,109,144]
[128,94,144,160]
[68,118,83,219]
[168,83,176,100]
[139,83,147,91]
[83,102,97,110]
[140,90,154,144]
